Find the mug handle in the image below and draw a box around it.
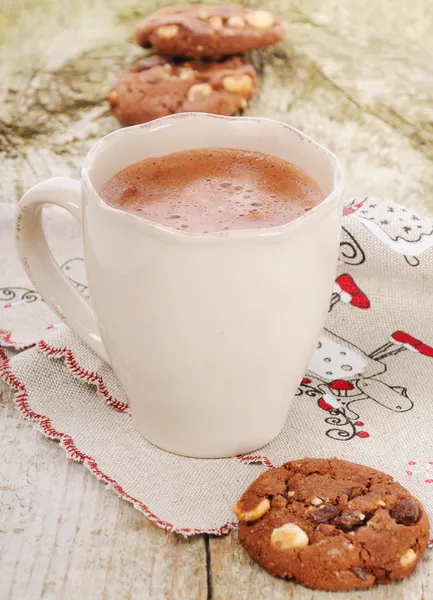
[15,177,110,364]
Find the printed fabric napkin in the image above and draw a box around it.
[1,199,433,536]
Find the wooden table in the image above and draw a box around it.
[1,0,432,597]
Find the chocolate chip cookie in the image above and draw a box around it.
[234,458,429,591]
[107,56,256,126]
[135,5,284,58]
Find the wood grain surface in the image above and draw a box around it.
[1,0,432,598]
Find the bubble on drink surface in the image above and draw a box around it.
[270,194,277,199]
[120,186,138,200]
[234,185,243,191]
[168,214,181,219]
[251,201,263,207]
[220,181,232,188]
[304,207,312,212]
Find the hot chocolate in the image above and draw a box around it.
[100,148,324,233]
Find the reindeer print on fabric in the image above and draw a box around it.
[297,329,433,441]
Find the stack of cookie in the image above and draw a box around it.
[107,5,285,126]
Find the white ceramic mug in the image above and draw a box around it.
[15,113,344,458]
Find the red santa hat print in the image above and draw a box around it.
[370,331,433,361]
[330,274,370,311]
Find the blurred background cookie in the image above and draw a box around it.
[107,56,256,126]
[135,5,284,58]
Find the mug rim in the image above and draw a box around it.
[82,113,344,240]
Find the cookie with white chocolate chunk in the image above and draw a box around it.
[234,458,430,591]
[107,56,256,126]
[135,5,284,58]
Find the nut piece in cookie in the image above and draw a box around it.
[233,497,270,522]
[156,24,179,39]
[235,458,430,592]
[270,523,309,550]
[245,10,275,29]
[399,548,417,568]
[107,56,256,127]
[222,74,254,94]
[187,83,213,101]
[135,5,285,58]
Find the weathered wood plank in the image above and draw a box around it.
[1,0,433,212]
[210,531,433,600]
[0,389,207,600]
